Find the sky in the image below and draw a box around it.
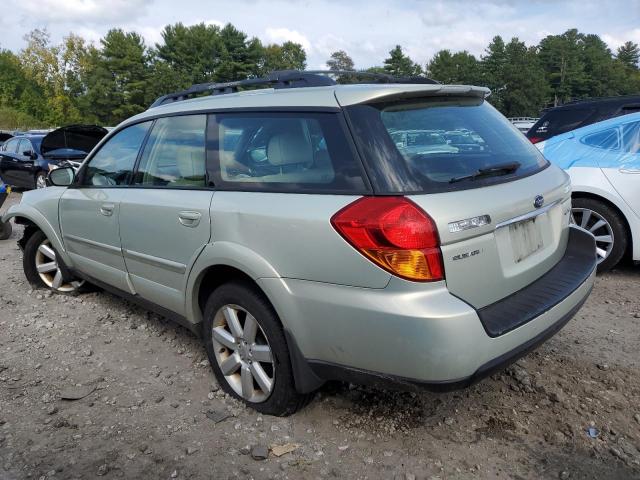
[1,0,639,69]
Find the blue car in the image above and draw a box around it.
[538,112,640,271]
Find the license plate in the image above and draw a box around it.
[509,218,543,263]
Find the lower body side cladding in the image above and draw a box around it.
[259,227,596,392]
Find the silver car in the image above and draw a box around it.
[3,71,597,416]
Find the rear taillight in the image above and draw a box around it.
[331,197,444,282]
[529,136,543,144]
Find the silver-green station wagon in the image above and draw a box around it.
[4,71,597,415]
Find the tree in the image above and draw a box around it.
[500,39,549,117]
[426,50,480,84]
[260,41,306,74]
[383,45,422,77]
[216,23,264,81]
[538,29,588,105]
[84,29,151,124]
[155,22,225,85]
[617,41,640,69]
[327,50,354,71]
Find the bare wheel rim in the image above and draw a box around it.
[34,239,84,292]
[36,174,47,189]
[570,207,614,264]
[211,304,275,403]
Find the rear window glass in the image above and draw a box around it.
[529,108,593,139]
[206,112,368,193]
[347,98,548,194]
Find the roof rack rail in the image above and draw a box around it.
[150,70,439,108]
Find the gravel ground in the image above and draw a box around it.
[1,191,639,480]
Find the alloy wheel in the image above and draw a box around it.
[36,174,47,189]
[211,304,275,403]
[571,207,614,264]
[34,239,84,292]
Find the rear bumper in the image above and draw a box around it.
[259,226,596,393]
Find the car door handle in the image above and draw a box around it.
[99,203,115,216]
[619,167,640,174]
[178,211,201,228]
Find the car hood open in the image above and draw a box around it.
[41,125,108,159]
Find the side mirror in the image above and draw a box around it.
[48,166,75,187]
[22,150,36,159]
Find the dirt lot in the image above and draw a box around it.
[0,191,639,480]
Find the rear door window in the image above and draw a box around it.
[621,122,640,154]
[206,112,368,193]
[581,128,620,150]
[346,97,548,194]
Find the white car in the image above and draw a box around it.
[538,112,640,271]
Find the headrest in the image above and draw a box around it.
[267,132,313,167]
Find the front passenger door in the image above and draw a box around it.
[60,122,152,291]
[0,138,20,185]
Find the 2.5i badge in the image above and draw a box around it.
[452,249,481,261]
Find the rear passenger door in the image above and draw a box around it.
[119,114,213,316]
[599,121,640,217]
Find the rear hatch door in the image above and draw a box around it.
[340,86,572,308]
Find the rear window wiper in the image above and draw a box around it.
[449,162,521,184]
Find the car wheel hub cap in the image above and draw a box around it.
[211,304,274,403]
[36,175,47,189]
[570,208,614,263]
[34,239,84,292]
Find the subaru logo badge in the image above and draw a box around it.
[534,195,544,209]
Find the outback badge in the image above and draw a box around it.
[534,195,544,209]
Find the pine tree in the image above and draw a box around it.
[617,41,640,69]
[383,45,422,77]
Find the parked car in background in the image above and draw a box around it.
[4,71,596,415]
[444,130,485,152]
[528,95,640,145]
[509,117,538,133]
[538,112,640,271]
[0,125,107,189]
[0,132,14,148]
[391,129,459,155]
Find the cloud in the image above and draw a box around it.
[13,0,150,24]
[265,27,312,52]
[602,29,640,49]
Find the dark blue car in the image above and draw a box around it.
[0,125,107,190]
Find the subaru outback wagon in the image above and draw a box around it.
[4,71,597,415]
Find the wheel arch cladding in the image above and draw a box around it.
[192,264,323,393]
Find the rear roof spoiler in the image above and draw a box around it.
[334,84,491,107]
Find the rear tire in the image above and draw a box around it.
[203,281,313,416]
[571,197,627,272]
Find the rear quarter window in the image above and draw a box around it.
[346,97,548,194]
[206,112,368,193]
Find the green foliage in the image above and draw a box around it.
[426,50,481,84]
[327,50,355,71]
[617,41,640,69]
[383,45,422,77]
[260,42,306,74]
[3,25,640,127]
